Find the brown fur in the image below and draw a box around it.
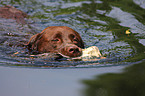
[27,26,84,58]
[0,5,27,24]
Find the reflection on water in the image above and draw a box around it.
[82,60,145,96]
[0,0,145,68]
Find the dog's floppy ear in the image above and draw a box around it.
[27,33,42,52]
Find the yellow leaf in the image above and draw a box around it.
[125,29,131,35]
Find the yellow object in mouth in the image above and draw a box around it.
[82,46,102,58]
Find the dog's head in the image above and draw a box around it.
[27,26,84,58]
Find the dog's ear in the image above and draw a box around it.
[27,33,42,52]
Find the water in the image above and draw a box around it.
[0,65,126,96]
[0,0,145,96]
[0,0,145,68]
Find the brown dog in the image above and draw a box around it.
[0,5,27,24]
[27,26,84,58]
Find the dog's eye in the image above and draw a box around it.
[73,37,78,42]
[74,38,77,41]
[52,39,59,42]
[69,34,78,42]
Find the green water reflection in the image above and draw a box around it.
[83,60,145,96]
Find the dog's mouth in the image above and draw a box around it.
[58,45,83,58]
[30,46,104,61]
[57,52,82,60]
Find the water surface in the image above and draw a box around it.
[0,0,145,96]
[0,0,145,68]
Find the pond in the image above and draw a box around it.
[0,0,145,96]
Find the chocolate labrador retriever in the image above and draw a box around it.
[27,26,84,58]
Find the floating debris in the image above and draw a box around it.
[125,29,131,35]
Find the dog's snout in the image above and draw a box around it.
[60,45,82,57]
[62,45,82,57]
[68,47,80,54]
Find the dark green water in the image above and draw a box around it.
[0,0,145,68]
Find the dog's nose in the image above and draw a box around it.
[60,45,82,57]
[68,47,80,54]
